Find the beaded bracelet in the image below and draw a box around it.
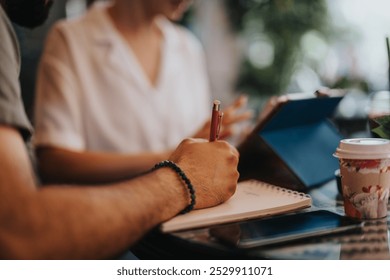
[152,160,196,214]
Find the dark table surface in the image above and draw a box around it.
[133,179,390,260]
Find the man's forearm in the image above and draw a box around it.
[36,146,172,184]
[1,168,185,259]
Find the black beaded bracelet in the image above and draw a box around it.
[152,160,196,214]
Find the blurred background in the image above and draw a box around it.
[15,0,390,137]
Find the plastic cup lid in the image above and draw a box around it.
[333,138,390,159]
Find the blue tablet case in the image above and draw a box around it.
[238,95,343,190]
[259,97,343,187]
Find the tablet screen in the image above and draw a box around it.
[209,210,363,249]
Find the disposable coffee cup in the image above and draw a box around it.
[334,138,390,219]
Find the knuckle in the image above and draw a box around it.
[234,170,240,180]
[226,182,237,199]
[217,140,231,149]
[228,152,239,165]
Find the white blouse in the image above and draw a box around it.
[34,3,210,153]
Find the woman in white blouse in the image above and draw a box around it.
[34,0,251,184]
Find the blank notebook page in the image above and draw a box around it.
[161,180,312,233]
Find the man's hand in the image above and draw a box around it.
[169,138,239,209]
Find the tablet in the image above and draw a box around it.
[209,210,363,249]
[237,93,344,190]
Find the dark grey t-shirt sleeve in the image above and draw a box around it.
[0,6,33,139]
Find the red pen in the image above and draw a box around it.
[209,100,223,141]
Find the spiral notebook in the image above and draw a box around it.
[161,180,312,233]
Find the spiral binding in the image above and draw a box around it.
[246,179,311,200]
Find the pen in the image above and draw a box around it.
[209,100,223,141]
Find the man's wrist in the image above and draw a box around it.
[150,165,189,217]
[152,160,195,214]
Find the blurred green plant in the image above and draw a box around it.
[371,116,390,139]
[224,0,332,96]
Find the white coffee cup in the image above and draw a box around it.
[334,138,390,219]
